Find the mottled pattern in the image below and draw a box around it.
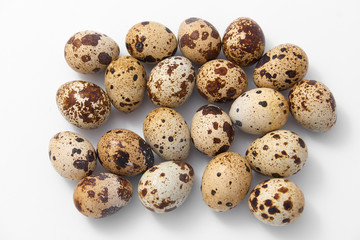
[138,161,194,213]
[143,107,190,161]
[73,173,133,218]
[56,80,111,129]
[97,129,154,177]
[196,59,248,102]
[246,130,308,177]
[105,56,146,113]
[253,44,309,91]
[289,80,337,132]
[147,56,195,108]
[248,178,305,226]
[178,17,221,64]
[229,88,289,135]
[222,17,265,66]
[64,30,120,74]
[201,152,252,212]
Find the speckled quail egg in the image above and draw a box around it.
[229,88,289,135]
[201,152,252,212]
[246,130,308,178]
[125,21,177,63]
[56,80,111,129]
[147,56,195,108]
[178,17,221,64]
[97,129,154,177]
[73,173,133,218]
[105,56,146,113]
[48,131,96,180]
[222,17,265,66]
[288,80,337,132]
[138,161,194,213]
[253,44,309,91]
[196,59,248,103]
[64,30,120,74]
[248,178,305,226]
[191,104,234,156]
[143,107,190,161]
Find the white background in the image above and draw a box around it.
[1,0,359,239]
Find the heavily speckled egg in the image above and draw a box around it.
[105,56,146,113]
[97,129,154,177]
[229,88,289,135]
[246,130,308,178]
[125,21,177,63]
[253,44,309,91]
[73,173,133,218]
[178,17,221,64]
[56,80,111,129]
[222,17,265,66]
[143,107,190,161]
[138,161,194,213]
[64,30,120,74]
[201,152,252,212]
[147,56,195,108]
[191,105,234,156]
[196,59,248,103]
[248,178,305,226]
[289,80,337,132]
[48,131,96,180]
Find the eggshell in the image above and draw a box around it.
[64,30,120,74]
[222,17,265,66]
[48,131,96,180]
[196,59,247,102]
[56,80,111,129]
[125,21,177,63]
[246,130,308,178]
[229,88,289,135]
[201,152,252,212]
[97,129,154,177]
[248,178,305,226]
[147,56,195,108]
[191,105,234,156]
[178,17,221,64]
[105,56,146,113]
[138,161,194,213]
[143,107,191,161]
[253,44,309,91]
[288,80,337,132]
[73,173,133,218]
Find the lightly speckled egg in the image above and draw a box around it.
[246,130,308,178]
[147,56,195,108]
[138,161,194,213]
[125,21,177,63]
[56,80,111,129]
[73,173,133,218]
[143,107,191,161]
[253,44,309,91]
[105,56,146,113]
[97,129,154,177]
[248,178,305,226]
[289,80,337,132]
[229,88,289,135]
[48,131,96,181]
[222,17,265,66]
[196,59,248,103]
[64,30,120,74]
[178,17,221,64]
[191,105,234,156]
[201,152,252,212]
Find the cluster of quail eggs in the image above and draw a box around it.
[49,17,337,225]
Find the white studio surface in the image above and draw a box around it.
[1,0,359,239]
